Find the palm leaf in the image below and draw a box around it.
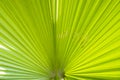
[0,0,120,80]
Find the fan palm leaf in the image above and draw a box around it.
[0,0,120,80]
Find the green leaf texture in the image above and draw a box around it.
[0,0,120,80]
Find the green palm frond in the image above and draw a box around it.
[0,0,120,80]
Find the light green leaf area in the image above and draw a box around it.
[0,0,120,80]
